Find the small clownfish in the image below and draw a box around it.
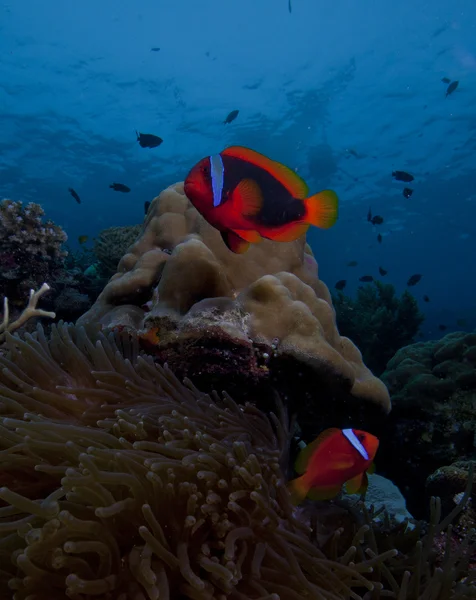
[287,427,379,504]
[184,145,338,254]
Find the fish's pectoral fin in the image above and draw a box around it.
[233,229,262,243]
[304,190,339,229]
[345,471,369,497]
[367,462,376,475]
[332,454,356,470]
[221,231,250,254]
[263,221,309,243]
[231,179,263,217]
[287,474,310,505]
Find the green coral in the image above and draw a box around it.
[378,332,476,518]
[333,280,424,375]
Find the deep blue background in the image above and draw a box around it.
[1,0,475,338]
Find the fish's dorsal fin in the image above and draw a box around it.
[220,231,250,254]
[222,146,309,198]
[230,178,263,217]
[295,427,341,475]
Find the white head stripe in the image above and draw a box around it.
[342,428,369,460]
[210,154,224,207]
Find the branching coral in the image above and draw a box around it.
[0,283,55,343]
[0,199,67,305]
[332,281,424,376]
[0,325,474,599]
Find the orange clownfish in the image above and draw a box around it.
[288,427,379,504]
[184,145,339,254]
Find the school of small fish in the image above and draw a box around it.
[67,68,462,339]
[60,56,466,509]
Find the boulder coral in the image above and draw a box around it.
[78,183,390,437]
[378,332,476,517]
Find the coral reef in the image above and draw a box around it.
[93,224,142,278]
[332,281,424,375]
[426,463,476,573]
[53,287,92,321]
[427,461,476,527]
[78,183,390,438]
[0,199,92,324]
[0,324,474,599]
[377,332,476,517]
[0,199,67,305]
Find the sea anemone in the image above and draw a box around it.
[0,324,474,599]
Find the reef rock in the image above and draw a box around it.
[78,183,390,436]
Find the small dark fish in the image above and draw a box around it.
[441,77,451,84]
[379,266,387,276]
[392,170,414,183]
[335,279,346,291]
[288,0,292,12]
[423,295,430,302]
[136,131,163,148]
[407,274,422,286]
[371,215,383,225]
[367,207,372,222]
[359,275,374,282]
[446,80,458,97]
[438,324,447,331]
[224,110,239,124]
[377,233,382,243]
[110,183,131,193]
[150,47,160,52]
[144,201,151,215]
[78,235,89,245]
[68,187,81,204]
[432,24,448,38]
[403,187,413,199]
[347,260,358,267]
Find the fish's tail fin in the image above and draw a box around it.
[304,190,339,229]
[287,475,310,505]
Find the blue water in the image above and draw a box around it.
[1,0,475,338]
